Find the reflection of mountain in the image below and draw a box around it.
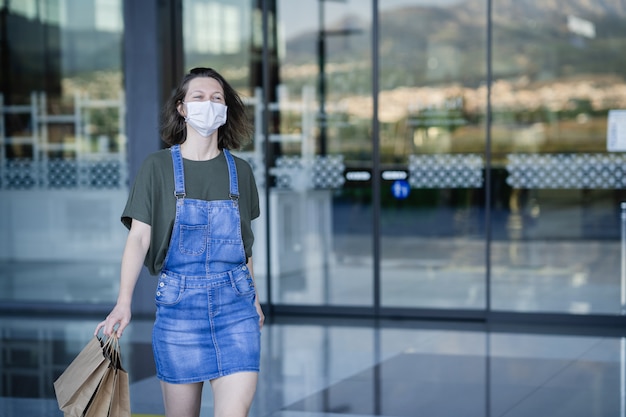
[466,0,626,20]
[3,9,121,104]
[283,0,626,88]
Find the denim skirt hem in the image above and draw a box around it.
[157,367,260,384]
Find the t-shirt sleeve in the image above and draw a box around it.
[121,157,154,229]
[249,169,260,221]
[237,158,260,260]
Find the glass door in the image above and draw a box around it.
[490,1,626,315]
[378,0,488,311]
[181,0,626,321]
[270,0,374,307]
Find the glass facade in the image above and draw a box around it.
[490,1,626,315]
[2,0,626,323]
[378,0,487,310]
[268,0,374,306]
[0,0,126,304]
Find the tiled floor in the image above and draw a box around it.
[0,314,625,417]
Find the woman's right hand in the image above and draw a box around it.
[94,303,132,338]
[94,219,150,339]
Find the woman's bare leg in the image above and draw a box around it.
[160,381,203,417]
[210,372,258,417]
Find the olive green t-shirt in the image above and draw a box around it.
[121,148,260,275]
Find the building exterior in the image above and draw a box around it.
[1,0,626,327]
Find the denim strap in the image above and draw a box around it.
[223,149,239,201]
[170,145,186,200]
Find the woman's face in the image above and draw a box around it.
[178,76,225,115]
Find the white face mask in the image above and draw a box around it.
[184,100,228,137]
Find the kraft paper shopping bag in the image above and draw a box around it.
[54,337,110,416]
[54,335,130,417]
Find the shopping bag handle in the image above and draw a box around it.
[99,333,122,370]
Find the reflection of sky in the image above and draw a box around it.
[279,0,463,39]
[9,0,123,31]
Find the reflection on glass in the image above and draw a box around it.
[269,0,374,306]
[183,0,253,94]
[182,0,264,299]
[379,0,487,309]
[0,0,126,304]
[491,0,626,315]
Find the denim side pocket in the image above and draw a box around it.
[155,274,184,306]
[230,266,255,296]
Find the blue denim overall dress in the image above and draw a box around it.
[152,144,260,384]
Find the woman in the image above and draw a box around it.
[95,67,264,417]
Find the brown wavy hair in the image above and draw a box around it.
[160,67,253,150]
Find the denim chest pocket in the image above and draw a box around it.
[179,224,207,255]
[155,275,184,305]
[230,266,255,296]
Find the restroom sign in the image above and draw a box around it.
[607,110,626,152]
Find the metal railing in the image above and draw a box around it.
[0,92,127,190]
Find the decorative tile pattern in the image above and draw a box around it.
[2,159,126,190]
[408,154,484,188]
[3,159,37,189]
[506,153,626,189]
[271,155,345,190]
